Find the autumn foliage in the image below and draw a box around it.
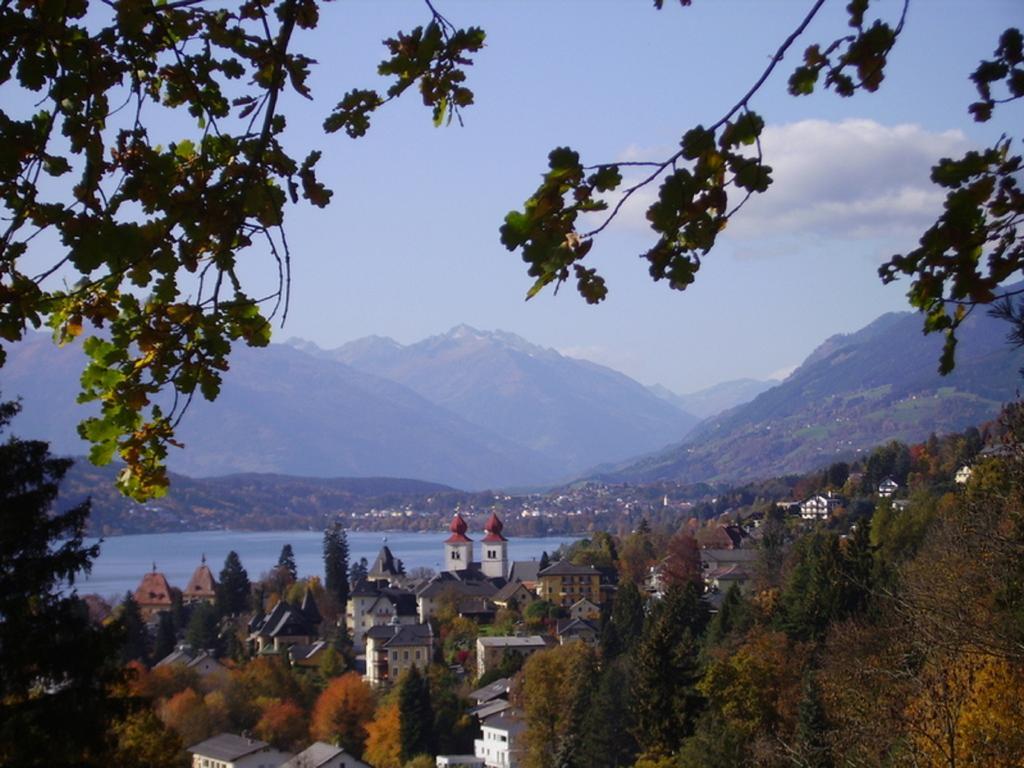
[309,671,376,757]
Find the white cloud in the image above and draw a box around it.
[598,120,967,243]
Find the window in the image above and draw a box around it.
[392,650,398,660]
[404,650,409,660]
[415,649,421,660]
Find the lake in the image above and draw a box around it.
[77,529,579,599]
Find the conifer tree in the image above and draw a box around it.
[217,551,251,616]
[611,581,645,654]
[0,399,124,765]
[277,544,298,581]
[186,602,221,652]
[323,523,351,610]
[539,550,551,572]
[153,611,177,662]
[579,660,637,768]
[795,673,833,768]
[398,665,434,760]
[119,591,149,665]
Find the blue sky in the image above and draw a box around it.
[20,0,1024,393]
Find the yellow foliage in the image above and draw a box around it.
[364,702,402,768]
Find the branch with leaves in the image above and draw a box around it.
[0,0,485,498]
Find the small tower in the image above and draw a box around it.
[444,512,473,572]
[481,512,508,579]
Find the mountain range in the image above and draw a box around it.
[599,305,1024,484]
[0,326,697,490]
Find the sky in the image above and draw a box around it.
[17,0,1024,394]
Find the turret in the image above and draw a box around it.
[481,512,508,579]
[444,512,473,572]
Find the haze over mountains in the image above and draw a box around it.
[1,326,697,490]
[600,306,1024,485]
[4,306,1021,493]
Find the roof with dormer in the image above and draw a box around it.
[185,557,217,599]
[134,569,173,608]
[445,512,473,544]
[482,512,507,543]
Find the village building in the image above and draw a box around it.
[555,618,599,646]
[248,589,322,655]
[155,646,227,678]
[568,597,600,622]
[537,560,602,607]
[348,574,419,652]
[473,707,525,768]
[476,636,547,679]
[364,621,434,685]
[280,742,370,768]
[877,477,900,498]
[800,492,843,520]
[480,512,509,579]
[491,581,537,612]
[183,554,218,605]
[188,733,291,768]
[133,564,175,619]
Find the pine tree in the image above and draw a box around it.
[579,660,637,768]
[118,591,149,665]
[323,523,350,610]
[611,580,645,654]
[216,551,251,616]
[0,399,124,765]
[795,673,833,768]
[349,557,369,584]
[277,544,297,580]
[539,550,551,571]
[186,602,221,652]
[630,584,708,753]
[153,611,177,662]
[398,666,434,760]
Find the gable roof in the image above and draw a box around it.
[556,618,598,637]
[468,677,511,704]
[508,561,541,583]
[493,580,534,603]
[281,742,362,768]
[188,733,270,761]
[366,622,433,648]
[416,570,502,600]
[477,635,546,650]
[539,560,598,577]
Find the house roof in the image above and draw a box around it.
[700,549,759,565]
[280,742,348,768]
[477,635,546,649]
[471,698,511,720]
[445,512,473,544]
[556,618,598,637]
[288,640,328,663]
[493,581,533,603]
[134,570,173,607]
[154,648,194,668]
[539,560,598,577]
[188,733,270,761]
[468,677,511,704]
[507,561,541,583]
[251,600,317,639]
[369,545,399,578]
[457,596,495,616]
[300,588,322,625]
[481,707,526,738]
[366,622,433,648]
[416,570,501,600]
[351,577,381,598]
[185,558,217,598]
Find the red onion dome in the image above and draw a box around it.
[446,512,472,543]
[482,512,507,542]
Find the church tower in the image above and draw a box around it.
[444,512,473,572]
[481,512,508,579]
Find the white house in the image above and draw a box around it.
[188,733,291,768]
[800,492,843,520]
[474,707,525,768]
[877,477,899,498]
